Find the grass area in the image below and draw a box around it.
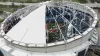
[0,18,4,23]
[0,4,25,13]
[72,0,79,2]
[72,0,87,3]
[90,0,100,3]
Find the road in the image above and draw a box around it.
[83,3,100,7]
[93,9,100,46]
[0,2,36,6]
[0,2,100,7]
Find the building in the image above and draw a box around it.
[0,1,98,56]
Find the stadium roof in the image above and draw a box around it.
[6,5,46,44]
[4,2,94,45]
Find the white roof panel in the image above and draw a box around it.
[6,5,46,44]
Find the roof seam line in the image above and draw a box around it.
[18,29,28,44]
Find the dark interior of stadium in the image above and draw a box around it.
[46,6,93,43]
[0,51,4,56]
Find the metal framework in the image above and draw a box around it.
[0,1,98,54]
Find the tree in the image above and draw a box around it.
[11,2,15,8]
[96,0,100,3]
[0,10,3,14]
[3,0,6,2]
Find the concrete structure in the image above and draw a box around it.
[0,1,98,56]
[83,3,100,7]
